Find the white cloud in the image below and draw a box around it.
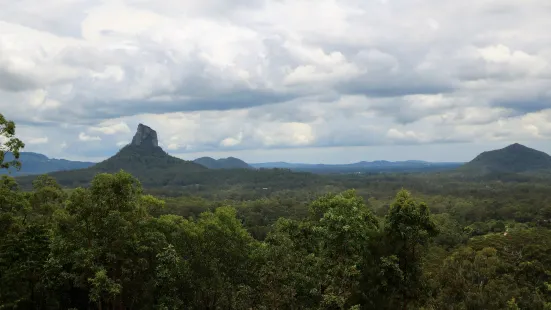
[78,132,101,141]
[27,137,49,144]
[89,121,131,135]
[220,132,243,147]
[254,122,315,147]
[165,143,178,150]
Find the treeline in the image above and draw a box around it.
[2,171,551,309]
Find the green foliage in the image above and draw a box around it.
[0,113,25,171]
[379,189,438,309]
[255,189,438,310]
[2,156,551,309]
[46,171,167,309]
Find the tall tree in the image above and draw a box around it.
[0,113,25,170]
[257,190,382,309]
[381,189,438,309]
[46,171,166,309]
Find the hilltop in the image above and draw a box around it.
[458,143,551,175]
[194,156,252,169]
[0,152,95,176]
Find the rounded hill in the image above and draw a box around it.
[459,143,551,175]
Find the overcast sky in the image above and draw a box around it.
[1,0,551,164]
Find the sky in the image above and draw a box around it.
[1,0,551,164]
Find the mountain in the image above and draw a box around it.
[92,124,204,174]
[0,152,95,176]
[458,143,551,175]
[250,160,463,174]
[16,124,207,187]
[194,157,252,169]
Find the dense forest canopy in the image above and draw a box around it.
[1,113,551,309]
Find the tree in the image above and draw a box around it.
[46,171,166,309]
[154,207,259,309]
[0,113,25,170]
[381,189,438,309]
[427,247,517,309]
[257,190,383,309]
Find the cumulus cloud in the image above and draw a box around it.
[1,0,550,161]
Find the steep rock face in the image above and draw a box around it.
[131,124,158,148]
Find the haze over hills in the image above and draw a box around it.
[194,157,252,169]
[0,152,95,176]
[457,143,551,175]
[251,160,464,174]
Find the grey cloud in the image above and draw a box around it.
[3,0,551,159]
[487,81,551,114]
[340,75,454,99]
[493,96,551,115]
[126,0,266,18]
[245,96,338,124]
[0,66,39,91]
[0,0,97,38]
[47,88,297,123]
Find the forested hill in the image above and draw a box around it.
[15,124,206,188]
[457,143,551,175]
[0,152,95,176]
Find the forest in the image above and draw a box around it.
[1,114,551,309]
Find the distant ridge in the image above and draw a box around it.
[458,143,551,175]
[194,157,252,169]
[250,160,462,174]
[0,152,95,176]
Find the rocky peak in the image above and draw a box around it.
[131,124,159,148]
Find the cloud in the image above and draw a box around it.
[1,0,551,162]
[220,132,243,147]
[89,121,131,135]
[27,137,49,144]
[78,132,101,142]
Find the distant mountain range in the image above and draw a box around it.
[6,122,551,185]
[0,152,95,176]
[14,124,317,189]
[194,157,252,169]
